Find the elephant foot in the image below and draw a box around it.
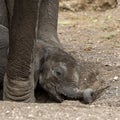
[3,68,35,103]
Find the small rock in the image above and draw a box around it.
[113,76,118,80]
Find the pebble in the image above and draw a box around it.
[27,106,31,109]
[113,76,118,80]
[28,114,34,118]
[6,110,10,114]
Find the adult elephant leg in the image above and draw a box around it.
[0,0,9,93]
[4,0,39,102]
[37,0,60,46]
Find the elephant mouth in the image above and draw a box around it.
[49,86,95,104]
[50,91,76,103]
[49,86,83,103]
[48,89,67,103]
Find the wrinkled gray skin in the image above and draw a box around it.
[34,42,94,103]
[0,0,94,103]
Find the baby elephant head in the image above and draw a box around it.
[35,47,94,103]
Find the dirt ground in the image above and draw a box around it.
[0,1,120,120]
[58,1,120,108]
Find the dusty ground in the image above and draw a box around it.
[0,101,120,120]
[58,2,120,108]
[0,1,120,120]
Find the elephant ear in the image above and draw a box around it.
[39,47,55,73]
[34,52,41,87]
[39,47,49,73]
[34,47,51,87]
[38,46,59,85]
[34,70,39,87]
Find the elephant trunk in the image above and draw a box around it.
[57,86,94,104]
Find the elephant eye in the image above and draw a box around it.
[52,67,63,78]
[56,71,62,76]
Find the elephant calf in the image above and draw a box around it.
[0,0,95,103]
[34,39,96,103]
